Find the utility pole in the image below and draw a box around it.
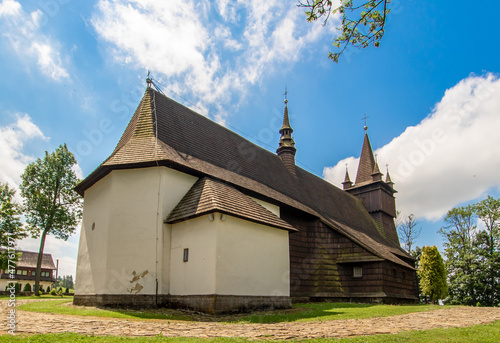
[55,259,59,289]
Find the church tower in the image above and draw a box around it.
[344,126,399,245]
[277,95,297,175]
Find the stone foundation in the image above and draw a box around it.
[73,294,159,308]
[291,292,418,305]
[74,294,291,314]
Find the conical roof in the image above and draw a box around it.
[355,131,376,184]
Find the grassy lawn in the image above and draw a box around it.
[0,294,73,300]
[1,321,499,342]
[16,299,193,321]
[235,302,452,323]
[15,299,451,323]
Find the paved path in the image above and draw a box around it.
[2,300,500,340]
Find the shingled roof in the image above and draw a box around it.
[166,177,296,232]
[0,249,56,269]
[355,130,378,185]
[76,87,412,268]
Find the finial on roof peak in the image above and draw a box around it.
[362,114,369,131]
[284,86,288,104]
[146,70,153,88]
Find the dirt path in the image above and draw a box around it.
[2,299,500,340]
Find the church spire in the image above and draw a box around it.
[345,122,399,246]
[354,126,376,184]
[277,89,297,175]
[371,158,383,182]
[385,165,394,188]
[342,165,353,190]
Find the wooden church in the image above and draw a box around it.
[74,82,418,313]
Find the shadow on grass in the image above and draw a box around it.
[232,302,377,323]
[17,299,436,324]
[105,302,380,323]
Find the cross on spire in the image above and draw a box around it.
[284,87,288,104]
[362,114,370,131]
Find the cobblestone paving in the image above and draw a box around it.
[2,300,500,340]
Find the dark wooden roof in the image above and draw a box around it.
[166,177,297,231]
[76,88,412,268]
[355,131,377,185]
[0,249,56,269]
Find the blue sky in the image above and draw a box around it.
[1,0,499,278]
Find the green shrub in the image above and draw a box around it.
[50,289,57,296]
[15,283,21,293]
[46,286,51,292]
[65,287,70,294]
[58,287,63,293]
[22,283,32,292]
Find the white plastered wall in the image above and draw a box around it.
[216,215,290,296]
[168,215,217,295]
[250,197,280,217]
[75,167,197,295]
[169,212,290,297]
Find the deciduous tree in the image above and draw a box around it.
[417,245,448,304]
[0,182,26,269]
[299,0,391,62]
[397,213,421,253]
[474,196,500,306]
[439,204,479,305]
[20,144,82,296]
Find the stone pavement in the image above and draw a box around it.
[2,299,500,340]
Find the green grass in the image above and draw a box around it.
[234,302,452,323]
[14,300,451,323]
[16,299,193,321]
[1,321,499,342]
[0,294,73,300]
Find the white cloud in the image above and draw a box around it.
[91,0,340,119]
[0,114,49,189]
[324,74,500,221]
[0,0,69,81]
[0,0,20,16]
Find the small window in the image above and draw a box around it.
[31,271,35,276]
[353,266,362,278]
[183,248,189,262]
[16,270,22,275]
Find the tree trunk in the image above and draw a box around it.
[34,229,49,296]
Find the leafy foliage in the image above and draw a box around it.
[57,274,74,289]
[19,144,82,296]
[473,196,500,306]
[299,0,391,62]
[439,204,480,305]
[417,246,448,303]
[439,196,500,306]
[0,182,26,268]
[22,283,32,292]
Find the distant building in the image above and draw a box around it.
[74,84,418,313]
[0,249,56,291]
